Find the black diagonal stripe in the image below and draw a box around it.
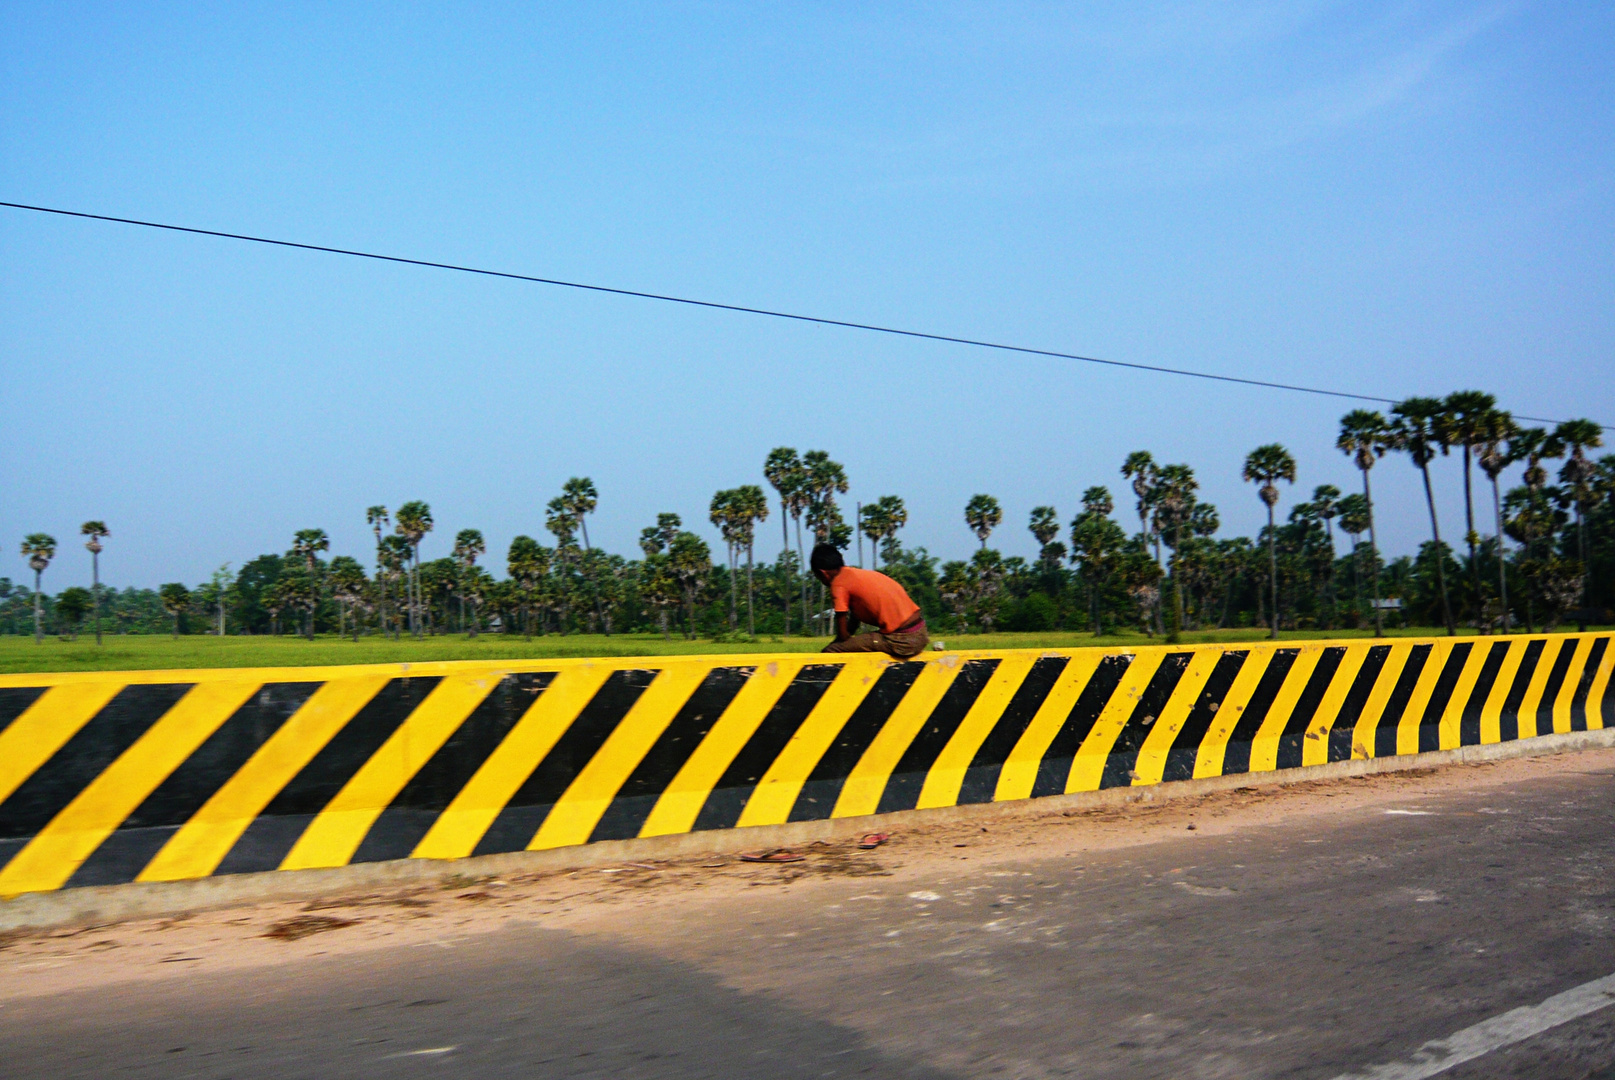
[1533,638,1578,737]
[0,687,47,737]
[691,665,842,832]
[1374,644,1432,758]
[1220,650,1299,776]
[1162,652,1248,783]
[0,683,194,875]
[351,672,558,864]
[787,662,924,822]
[876,659,1000,814]
[1570,638,1609,732]
[1030,654,1132,797]
[1275,648,1347,770]
[957,656,1069,804]
[471,669,658,856]
[588,667,752,843]
[1099,653,1192,789]
[1459,641,1511,747]
[1417,643,1474,753]
[1327,646,1392,763]
[1499,639,1546,742]
[67,682,322,888]
[213,676,441,876]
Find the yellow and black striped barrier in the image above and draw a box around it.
[0,633,1609,898]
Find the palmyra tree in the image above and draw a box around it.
[1554,418,1605,625]
[1444,390,1498,619]
[730,485,769,636]
[394,501,433,636]
[1389,397,1456,636]
[291,528,330,639]
[1242,444,1295,640]
[20,533,56,643]
[709,489,742,629]
[1336,410,1389,637]
[871,495,908,566]
[1152,463,1199,639]
[453,528,487,635]
[1475,409,1519,631]
[763,447,804,633]
[80,520,109,645]
[1028,506,1062,572]
[964,494,1002,549]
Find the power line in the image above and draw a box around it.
[2,199,1604,431]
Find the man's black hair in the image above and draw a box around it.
[810,543,844,572]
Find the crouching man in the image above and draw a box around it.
[810,543,930,657]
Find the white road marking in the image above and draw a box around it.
[1384,809,1435,816]
[1333,971,1615,1079]
[383,1046,458,1059]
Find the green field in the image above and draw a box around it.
[1,624,1591,674]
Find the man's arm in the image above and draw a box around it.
[834,611,859,642]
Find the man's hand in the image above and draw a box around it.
[834,612,859,642]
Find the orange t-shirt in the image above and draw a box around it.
[830,567,921,634]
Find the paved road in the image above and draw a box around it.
[4,752,1615,1079]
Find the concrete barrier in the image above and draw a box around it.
[0,633,1608,901]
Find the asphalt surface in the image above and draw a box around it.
[3,752,1615,1079]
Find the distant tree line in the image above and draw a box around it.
[9,394,1611,641]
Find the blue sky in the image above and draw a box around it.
[3,2,1612,589]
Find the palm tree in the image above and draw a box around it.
[1476,409,1519,631]
[159,582,190,639]
[709,489,740,629]
[1069,494,1124,635]
[1336,409,1390,637]
[453,528,487,635]
[860,501,888,570]
[1336,493,1370,616]
[667,531,712,639]
[964,494,1002,549]
[1444,390,1498,621]
[366,506,390,634]
[1153,464,1199,640]
[80,520,108,645]
[561,477,599,550]
[731,484,769,636]
[763,447,803,633]
[394,501,433,636]
[1242,444,1296,640]
[1028,506,1061,570]
[1389,397,1456,636]
[20,533,56,644]
[1121,451,1164,632]
[1310,485,1341,624]
[507,535,545,639]
[291,528,330,639]
[377,534,411,638]
[328,556,367,640]
[1553,418,1605,628]
[802,451,848,617]
[871,494,908,566]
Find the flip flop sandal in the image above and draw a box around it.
[857,833,891,850]
[740,849,805,863]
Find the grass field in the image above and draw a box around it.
[2,624,1596,674]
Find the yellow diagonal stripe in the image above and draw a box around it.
[138,676,389,882]
[1590,640,1615,729]
[1192,647,1272,777]
[279,675,496,870]
[737,655,890,827]
[832,657,960,818]
[1437,645,1488,750]
[638,658,806,838]
[0,681,125,807]
[1514,639,1558,741]
[1130,649,1222,786]
[530,664,711,850]
[915,653,1037,810]
[1067,652,1164,793]
[1247,647,1322,773]
[1548,638,1588,735]
[411,664,616,860]
[0,681,257,897]
[994,652,1105,801]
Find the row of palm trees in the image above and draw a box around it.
[17,390,1605,642]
